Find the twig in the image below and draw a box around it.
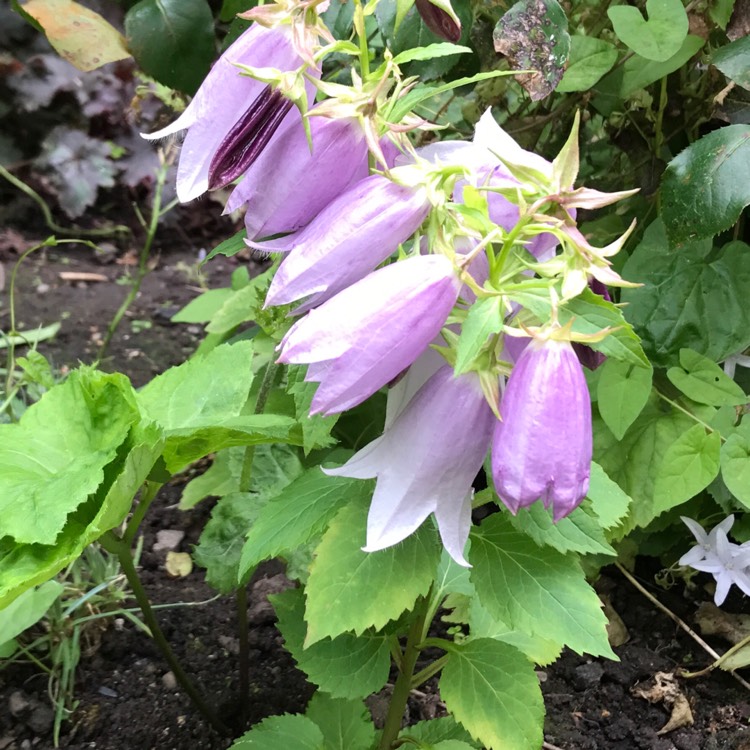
[615,562,750,692]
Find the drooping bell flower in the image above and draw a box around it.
[225,113,369,239]
[491,336,592,521]
[325,366,495,565]
[277,254,461,415]
[142,23,313,202]
[414,0,462,42]
[258,175,430,311]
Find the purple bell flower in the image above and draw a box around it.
[325,366,495,565]
[142,24,311,202]
[277,254,461,415]
[225,113,370,239]
[258,175,430,311]
[491,337,592,521]
[414,0,462,42]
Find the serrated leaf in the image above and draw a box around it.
[557,36,618,92]
[713,36,750,90]
[586,461,631,529]
[230,714,323,749]
[721,429,750,508]
[493,0,570,100]
[206,271,273,334]
[432,743,477,750]
[287,365,339,454]
[206,229,249,261]
[0,580,62,644]
[399,717,479,748]
[171,288,235,324]
[272,588,390,699]
[470,514,614,657]
[709,0,735,29]
[667,349,747,407]
[440,639,544,750]
[0,368,137,545]
[597,358,653,440]
[652,424,721,514]
[22,0,131,71]
[125,0,214,94]
[608,0,688,62]
[662,125,750,244]
[508,501,616,556]
[305,693,376,750]
[455,297,503,374]
[594,393,694,535]
[239,469,371,578]
[305,500,440,644]
[621,220,750,367]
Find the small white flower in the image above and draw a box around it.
[679,515,734,567]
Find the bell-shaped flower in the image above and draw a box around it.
[225,112,369,239]
[142,23,311,202]
[415,0,462,42]
[258,175,430,311]
[277,254,461,415]
[491,336,592,520]
[325,366,495,565]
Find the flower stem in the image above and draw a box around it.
[378,596,431,750]
[123,481,162,547]
[99,531,230,735]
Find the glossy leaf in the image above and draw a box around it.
[597,358,654,440]
[712,35,750,90]
[662,125,750,244]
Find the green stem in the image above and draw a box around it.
[96,159,169,361]
[410,653,449,689]
[656,390,723,441]
[123,481,162,547]
[100,531,229,735]
[0,165,129,238]
[378,596,431,750]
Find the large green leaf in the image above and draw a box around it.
[662,125,750,244]
[0,368,138,545]
[608,0,688,62]
[621,220,750,367]
[556,36,618,93]
[440,639,544,750]
[667,349,747,407]
[470,515,614,658]
[712,36,750,90]
[596,358,653,440]
[304,500,440,644]
[230,714,324,749]
[305,693,375,750]
[124,0,214,94]
[239,468,372,579]
[272,588,390,699]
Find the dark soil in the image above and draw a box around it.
[2,211,750,750]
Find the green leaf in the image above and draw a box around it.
[455,297,503,374]
[652,424,721,514]
[468,597,561,665]
[470,514,614,657]
[621,220,750,367]
[171,288,235,324]
[586,461,631,530]
[556,36,618,92]
[508,285,649,367]
[230,714,323,749]
[180,447,243,508]
[399,717,479,748]
[608,0,688,62]
[305,500,440,644]
[287,365,339,454]
[305,693,376,750]
[125,0,215,94]
[206,228,248,260]
[508,501,616,556]
[206,270,273,334]
[392,42,472,65]
[709,0,735,29]
[662,125,750,244]
[239,468,371,578]
[432,743,478,750]
[493,0,570,101]
[593,393,693,535]
[667,349,747,407]
[597,358,654,440]
[0,580,62,644]
[440,639,544,750]
[721,427,750,508]
[272,588,390,699]
[0,368,138,544]
[712,35,750,90]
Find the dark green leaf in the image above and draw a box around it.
[713,36,750,90]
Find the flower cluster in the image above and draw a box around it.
[148,3,636,565]
[680,516,750,606]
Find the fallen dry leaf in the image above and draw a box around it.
[602,594,630,647]
[632,671,694,735]
[165,551,193,578]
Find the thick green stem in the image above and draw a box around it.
[97,159,169,361]
[379,597,431,750]
[100,532,229,735]
[123,481,162,547]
